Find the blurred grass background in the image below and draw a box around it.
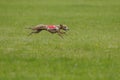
[0,0,120,80]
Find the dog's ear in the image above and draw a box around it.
[60,24,63,27]
[60,24,64,29]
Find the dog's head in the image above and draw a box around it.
[60,24,69,31]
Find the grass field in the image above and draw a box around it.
[0,0,120,80]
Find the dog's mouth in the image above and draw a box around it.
[64,28,69,31]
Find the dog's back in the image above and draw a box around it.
[31,24,46,30]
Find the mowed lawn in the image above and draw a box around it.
[0,0,120,80]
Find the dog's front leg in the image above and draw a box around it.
[58,29,66,34]
[60,31,66,34]
[58,33,64,39]
[57,31,64,39]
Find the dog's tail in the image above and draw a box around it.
[25,27,32,29]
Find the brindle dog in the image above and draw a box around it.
[26,24,69,38]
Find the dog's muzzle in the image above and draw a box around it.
[64,27,69,31]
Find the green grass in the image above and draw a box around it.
[0,0,120,80]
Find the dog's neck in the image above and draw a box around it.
[58,26,63,29]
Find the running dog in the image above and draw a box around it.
[26,24,69,38]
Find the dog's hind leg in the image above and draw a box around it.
[25,27,33,29]
[28,32,35,36]
[28,30,42,36]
